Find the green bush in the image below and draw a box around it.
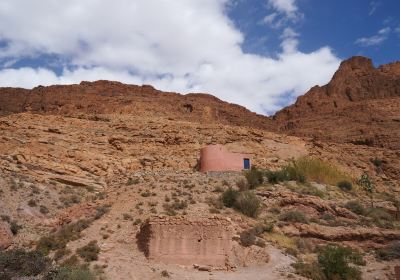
[234,191,261,218]
[44,266,95,280]
[337,180,352,191]
[317,245,365,280]
[221,188,239,208]
[244,166,264,189]
[76,241,100,262]
[293,261,326,280]
[280,210,309,224]
[344,201,365,215]
[0,249,49,279]
[265,170,289,184]
[37,219,91,255]
[376,242,400,261]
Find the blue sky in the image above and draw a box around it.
[0,0,398,114]
[229,0,400,65]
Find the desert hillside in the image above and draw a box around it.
[274,56,400,151]
[0,57,399,280]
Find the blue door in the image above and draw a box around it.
[243,158,250,170]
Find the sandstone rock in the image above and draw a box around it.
[275,56,400,151]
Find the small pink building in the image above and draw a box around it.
[199,144,251,172]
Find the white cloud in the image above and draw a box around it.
[0,0,340,114]
[267,0,300,19]
[369,1,380,16]
[355,27,391,46]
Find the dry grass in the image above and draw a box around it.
[286,157,351,186]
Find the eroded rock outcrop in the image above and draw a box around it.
[275,56,400,150]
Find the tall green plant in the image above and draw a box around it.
[358,172,375,207]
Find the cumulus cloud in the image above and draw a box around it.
[355,27,391,46]
[0,0,340,114]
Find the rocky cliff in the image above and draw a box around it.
[274,56,400,150]
[0,80,274,130]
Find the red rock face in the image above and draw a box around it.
[274,56,400,150]
[0,80,274,131]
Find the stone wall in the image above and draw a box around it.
[137,216,233,267]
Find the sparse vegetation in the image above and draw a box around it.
[236,178,248,191]
[0,249,49,279]
[40,205,49,214]
[376,242,400,261]
[233,191,260,218]
[221,188,239,208]
[317,245,365,280]
[280,210,309,224]
[163,199,188,216]
[358,172,375,207]
[76,241,100,262]
[294,245,365,280]
[37,219,91,255]
[244,166,264,189]
[45,265,95,280]
[10,221,22,235]
[337,180,352,191]
[344,201,365,215]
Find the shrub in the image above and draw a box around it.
[234,191,261,218]
[371,157,383,168]
[286,157,350,185]
[367,207,394,228]
[163,199,188,216]
[212,186,224,193]
[376,242,400,261]
[54,248,71,261]
[293,261,326,280]
[76,241,100,262]
[40,205,49,214]
[337,180,352,191]
[10,221,22,235]
[317,245,365,280]
[280,210,309,224]
[44,266,95,280]
[344,201,365,215]
[358,172,375,207]
[244,166,264,189]
[161,270,170,278]
[221,188,239,208]
[37,219,91,255]
[94,204,110,220]
[0,249,49,279]
[28,199,37,207]
[265,170,289,184]
[239,229,257,247]
[236,178,248,191]
[123,213,133,221]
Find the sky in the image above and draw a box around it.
[0,0,399,115]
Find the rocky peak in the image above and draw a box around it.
[274,56,400,150]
